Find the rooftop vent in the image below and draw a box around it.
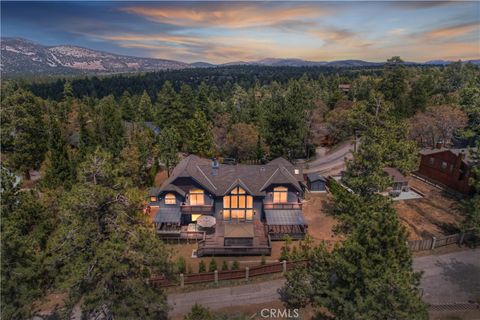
[260,166,265,172]
[294,169,300,174]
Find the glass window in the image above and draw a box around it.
[191,214,201,222]
[273,186,288,203]
[441,161,448,170]
[429,157,435,166]
[223,186,254,221]
[150,196,157,202]
[165,193,176,205]
[189,189,204,205]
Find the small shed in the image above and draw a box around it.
[383,167,408,191]
[306,173,327,192]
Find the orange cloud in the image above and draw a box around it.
[121,4,329,28]
[423,21,479,39]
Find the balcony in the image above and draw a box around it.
[263,201,302,210]
[180,202,214,213]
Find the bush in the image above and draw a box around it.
[176,256,186,273]
[184,303,213,320]
[198,260,206,273]
[221,260,229,271]
[231,260,240,270]
[208,258,217,272]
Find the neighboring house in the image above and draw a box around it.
[147,155,307,256]
[383,167,408,196]
[338,84,351,93]
[417,148,474,195]
[306,173,327,192]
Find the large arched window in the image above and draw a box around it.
[164,193,176,205]
[273,186,288,203]
[189,189,204,205]
[223,186,254,221]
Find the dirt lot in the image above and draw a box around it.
[395,177,464,240]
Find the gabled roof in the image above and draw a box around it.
[307,172,327,183]
[420,148,474,165]
[158,155,304,196]
[383,167,406,183]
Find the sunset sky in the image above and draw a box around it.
[2,1,479,63]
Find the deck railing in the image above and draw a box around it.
[180,203,214,212]
[263,202,302,210]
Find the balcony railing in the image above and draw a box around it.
[180,203,214,213]
[263,201,302,210]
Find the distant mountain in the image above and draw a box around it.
[2,37,478,77]
[1,38,188,76]
[425,59,480,65]
[189,61,217,68]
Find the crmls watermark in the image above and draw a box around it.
[259,308,300,318]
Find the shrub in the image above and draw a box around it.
[184,303,213,320]
[221,260,229,271]
[208,258,217,272]
[176,256,186,273]
[198,260,206,273]
[231,260,240,270]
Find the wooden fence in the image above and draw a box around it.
[149,260,307,287]
[407,232,467,252]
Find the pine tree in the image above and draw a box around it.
[94,95,125,157]
[158,127,180,176]
[1,89,48,179]
[139,90,154,121]
[45,149,173,319]
[154,81,178,127]
[184,111,214,157]
[120,90,135,121]
[42,111,73,189]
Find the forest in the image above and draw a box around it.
[1,58,479,319]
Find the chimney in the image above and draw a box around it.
[435,141,443,149]
[211,157,219,176]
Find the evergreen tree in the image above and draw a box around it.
[158,127,181,176]
[120,90,135,121]
[1,89,48,178]
[94,95,125,157]
[139,90,154,121]
[42,111,73,188]
[45,149,173,319]
[184,111,215,157]
[155,81,178,127]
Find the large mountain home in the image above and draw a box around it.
[417,148,475,195]
[147,155,307,256]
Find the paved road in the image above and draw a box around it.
[168,249,480,317]
[414,249,480,305]
[303,140,356,174]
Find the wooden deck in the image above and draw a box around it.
[197,220,271,257]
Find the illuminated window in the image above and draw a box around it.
[191,214,201,222]
[223,186,253,221]
[189,189,204,205]
[150,196,157,202]
[165,193,176,205]
[273,186,288,203]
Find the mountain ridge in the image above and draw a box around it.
[1,37,479,77]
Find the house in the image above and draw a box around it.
[338,84,351,93]
[383,167,408,196]
[417,148,474,195]
[147,155,307,256]
[306,173,327,192]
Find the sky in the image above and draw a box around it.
[1,1,479,63]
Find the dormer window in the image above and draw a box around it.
[165,193,176,205]
[189,189,204,205]
[273,186,288,203]
[150,196,157,202]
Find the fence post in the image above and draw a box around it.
[459,231,465,245]
[245,267,249,281]
[214,270,218,285]
[431,236,437,250]
[180,273,184,288]
[282,260,287,274]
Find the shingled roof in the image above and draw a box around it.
[155,155,304,197]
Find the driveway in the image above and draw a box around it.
[304,140,356,175]
[414,248,480,305]
[168,249,480,317]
